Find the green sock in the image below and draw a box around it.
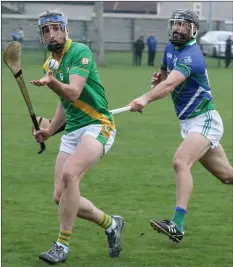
[172,207,187,232]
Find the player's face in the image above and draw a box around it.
[171,20,190,42]
[41,24,66,47]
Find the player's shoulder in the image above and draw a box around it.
[164,41,174,51]
[178,44,206,72]
[163,42,174,60]
[180,44,203,62]
[184,42,202,55]
[70,42,92,54]
[43,56,52,72]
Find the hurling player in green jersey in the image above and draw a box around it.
[30,10,125,264]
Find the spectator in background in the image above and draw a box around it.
[147,33,157,66]
[132,41,136,65]
[225,35,232,68]
[11,29,18,41]
[134,36,145,66]
[18,27,24,44]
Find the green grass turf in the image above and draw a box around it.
[2,50,233,267]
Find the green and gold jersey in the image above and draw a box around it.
[43,39,115,134]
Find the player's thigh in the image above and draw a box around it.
[180,110,224,149]
[174,132,211,169]
[62,134,105,183]
[177,110,224,168]
[60,124,115,182]
[83,124,116,155]
[199,144,233,179]
[54,151,70,201]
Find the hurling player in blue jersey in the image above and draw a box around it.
[129,9,233,243]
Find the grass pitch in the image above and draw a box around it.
[2,51,233,267]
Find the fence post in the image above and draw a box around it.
[95,1,104,66]
[218,44,221,68]
[131,18,135,65]
[84,21,88,44]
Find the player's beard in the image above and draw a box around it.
[43,27,66,52]
[169,21,191,46]
[47,39,66,52]
[172,30,188,42]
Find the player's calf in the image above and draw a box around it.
[199,144,233,184]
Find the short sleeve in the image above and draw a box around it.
[69,46,93,79]
[174,55,193,78]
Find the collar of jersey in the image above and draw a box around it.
[184,39,196,47]
[51,38,72,64]
[175,39,196,50]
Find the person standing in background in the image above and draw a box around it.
[134,36,145,66]
[11,29,18,41]
[225,35,232,68]
[147,33,157,66]
[18,27,24,44]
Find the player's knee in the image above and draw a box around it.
[220,176,233,184]
[62,171,73,187]
[62,169,79,187]
[219,168,233,184]
[173,157,189,173]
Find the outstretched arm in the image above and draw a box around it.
[129,70,186,112]
[146,70,185,102]
[30,71,86,103]
[31,46,94,103]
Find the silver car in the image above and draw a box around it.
[200,31,233,57]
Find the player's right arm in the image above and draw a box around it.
[33,116,66,137]
[151,70,168,88]
[34,101,66,143]
[47,101,66,136]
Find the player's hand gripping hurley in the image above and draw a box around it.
[110,106,131,115]
[3,41,46,154]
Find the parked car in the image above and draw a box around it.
[200,31,233,58]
